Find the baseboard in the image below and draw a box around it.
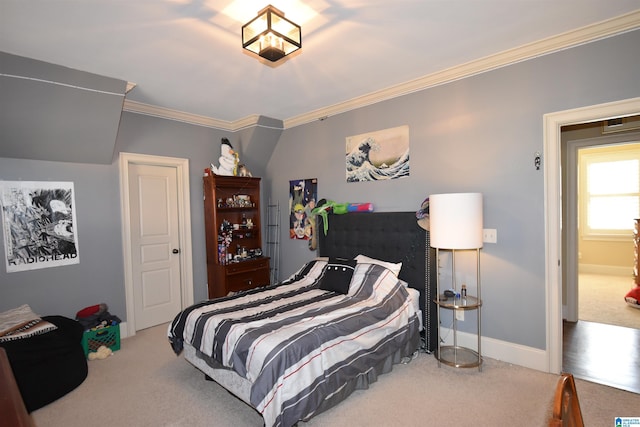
[439,327,548,372]
[578,263,631,276]
[118,322,129,339]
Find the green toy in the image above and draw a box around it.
[310,199,374,236]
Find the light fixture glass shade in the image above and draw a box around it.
[242,5,301,62]
[429,193,483,249]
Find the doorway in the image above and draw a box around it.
[119,153,194,337]
[543,96,640,374]
[560,125,640,393]
[563,128,640,327]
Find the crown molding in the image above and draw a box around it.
[284,9,640,129]
[122,99,261,131]
[125,82,137,93]
[123,10,640,131]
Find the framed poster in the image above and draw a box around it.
[346,125,410,182]
[1,181,79,272]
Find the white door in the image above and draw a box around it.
[128,163,182,330]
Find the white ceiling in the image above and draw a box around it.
[2,1,640,128]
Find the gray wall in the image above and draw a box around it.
[266,29,640,351]
[1,29,638,354]
[0,158,125,318]
[0,110,280,319]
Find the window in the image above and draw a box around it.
[579,143,640,239]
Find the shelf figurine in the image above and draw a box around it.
[211,138,239,176]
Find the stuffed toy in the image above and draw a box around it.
[310,199,374,236]
[624,286,640,308]
[88,345,113,360]
[211,138,239,176]
[237,164,252,177]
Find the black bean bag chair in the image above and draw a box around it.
[0,315,87,412]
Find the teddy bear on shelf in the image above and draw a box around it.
[88,345,113,360]
[211,138,239,176]
[237,163,252,177]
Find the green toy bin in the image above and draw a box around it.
[81,324,120,357]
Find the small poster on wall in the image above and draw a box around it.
[289,178,318,242]
[0,181,79,273]
[346,125,410,182]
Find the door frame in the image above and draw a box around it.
[564,138,580,323]
[564,137,604,323]
[119,152,194,337]
[544,97,640,373]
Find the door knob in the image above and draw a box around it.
[172,249,179,254]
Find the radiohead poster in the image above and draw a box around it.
[0,181,79,272]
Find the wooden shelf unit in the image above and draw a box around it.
[203,175,270,298]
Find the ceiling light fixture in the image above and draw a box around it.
[242,4,301,62]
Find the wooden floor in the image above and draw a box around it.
[563,320,640,394]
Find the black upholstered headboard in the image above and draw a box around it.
[317,212,437,352]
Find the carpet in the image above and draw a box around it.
[31,322,640,427]
[579,274,640,329]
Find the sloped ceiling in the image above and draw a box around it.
[0,52,128,164]
[1,1,639,131]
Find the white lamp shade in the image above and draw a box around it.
[429,193,483,249]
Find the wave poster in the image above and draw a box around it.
[1,181,79,272]
[345,125,409,182]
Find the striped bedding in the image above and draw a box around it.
[168,259,420,427]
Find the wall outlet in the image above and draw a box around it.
[456,310,464,321]
[483,228,497,243]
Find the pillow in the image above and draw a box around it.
[318,258,357,294]
[397,279,410,288]
[355,254,402,277]
[0,304,58,342]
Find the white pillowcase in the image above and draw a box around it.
[354,254,402,277]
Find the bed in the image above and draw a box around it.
[168,211,437,427]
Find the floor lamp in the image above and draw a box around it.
[430,192,483,370]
